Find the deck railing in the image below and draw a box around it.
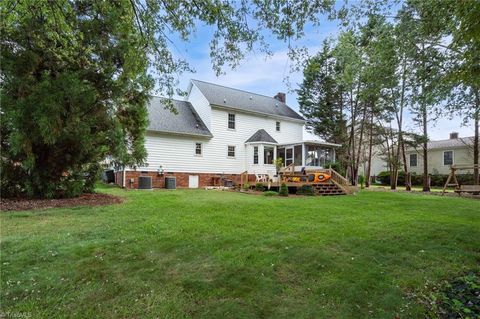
[328,167,354,194]
[240,170,249,187]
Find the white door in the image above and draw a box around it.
[188,175,199,188]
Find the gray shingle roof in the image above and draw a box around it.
[191,79,304,121]
[245,129,278,144]
[147,97,212,137]
[426,137,473,150]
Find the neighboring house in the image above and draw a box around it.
[406,133,474,175]
[116,79,339,188]
[370,132,475,176]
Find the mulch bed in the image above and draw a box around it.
[0,193,123,212]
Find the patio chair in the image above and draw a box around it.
[255,173,268,183]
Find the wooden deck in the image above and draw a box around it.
[256,181,347,195]
[240,166,357,196]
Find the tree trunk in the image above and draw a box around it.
[401,136,411,191]
[354,102,368,186]
[398,58,410,191]
[474,89,479,184]
[365,110,374,187]
[348,89,357,185]
[422,105,430,192]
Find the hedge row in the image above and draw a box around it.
[375,171,477,187]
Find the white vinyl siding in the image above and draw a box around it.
[187,83,211,130]
[136,108,303,174]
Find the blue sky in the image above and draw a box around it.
[165,7,473,141]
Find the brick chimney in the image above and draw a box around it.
[274,92,286,103]
[449,132,459,139]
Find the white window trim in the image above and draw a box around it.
[227,145,236,158]
[194,142,202,157]
[409,153,418,167]
[443,150,454,166]
[227,113,236,130]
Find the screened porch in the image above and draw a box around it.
[276,141,338,170]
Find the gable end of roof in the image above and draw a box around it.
[147,97,212,137]
[245,129,278,144]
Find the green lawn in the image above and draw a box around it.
[1,186,479,318]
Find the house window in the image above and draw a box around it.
[264,146,274,164]
[409,153,417,167]
[195,143,202,156]
[228,145,235,158]
[253,146,258,164]
[276,121,280,132]
[443,150,454,166]
[228,113,235,129]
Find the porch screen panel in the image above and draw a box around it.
[325,148,333,163]
[285,148,293,166]
[294,145,302,166]
[277,147,285,166]
[306,146,319,166]
[318,149,326,166]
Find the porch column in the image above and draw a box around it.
[302,144,306,166]
[333,148,336,162]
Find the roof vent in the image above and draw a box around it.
[275,103,278,107]
[249,95,253,100]
[196,124,199,128]
[223,98,226,103]
[450,132,459,139]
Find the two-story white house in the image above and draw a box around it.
[116,79,339,188]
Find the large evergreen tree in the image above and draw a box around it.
[1,0,335,198]
[297,41,348,163]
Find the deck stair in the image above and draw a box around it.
[311,182,346,196]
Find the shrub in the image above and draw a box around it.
[421,272,479,318]
[279,183,289,197]
[255,183,265,191]
[325,161,346,176]
[263,191,278,196]
[242,183,250,190]
[296,185,314,196]
[375,171,476,187]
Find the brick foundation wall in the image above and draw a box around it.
[115,171,256,189]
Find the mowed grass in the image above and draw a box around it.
[1,185,479,318]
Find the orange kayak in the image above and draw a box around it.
[309,173,331,183]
